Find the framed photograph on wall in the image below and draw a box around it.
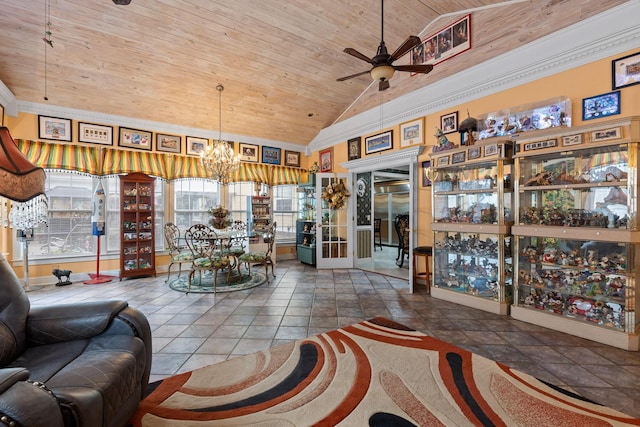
[436,155,450,167]
[422,161,432,187]
[399,118,424,147]
[582,91,621,121]
[319,147,333,172]
[347,137,361,160]
[78,122,113,145]
[186,136,207,156]
[612,51,640,90]
[155,133,182,153]
[261,146,281,165]
[468,146,481,160]
[592,127,621,143]
[451,151,466,164]
[284,150,300,167]
[38,115,72,142]
[365,130,393,155]
[239,143,259,162]
[440,111,458,134]
[118,127,151,150]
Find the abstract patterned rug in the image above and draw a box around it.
[131,318,639,426]
[168,271,267,293]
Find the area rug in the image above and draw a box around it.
[131,317,640,426]
[168,271,267,293]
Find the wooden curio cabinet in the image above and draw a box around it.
[120,173,156,279]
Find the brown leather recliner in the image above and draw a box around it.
[0,254,151,427]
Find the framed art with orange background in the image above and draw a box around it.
[319,147,333,172]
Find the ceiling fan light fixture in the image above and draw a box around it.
[112,0,132,5]
[370,65,395,82]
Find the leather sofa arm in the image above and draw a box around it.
[0,368,64,427]
[26,301,129,346]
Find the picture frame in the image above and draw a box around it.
[347,137,361,160]
[440,112,458,134]
[186,136,208,156]
[155,133,182,153]
[319,147,333,172]
[119,127,151,150]
[410,14,471,68]
[582,90,621,121]
[38,115,72,142]
[284,150,300,167]
[468,146,481,160]
[365,130,393,155]
[422,161,432,187]
[451,151,466,164]
[436,155,450,167]
[400,118,423,147]
[0,104,4,126]
[592,127,621,143]
[78,122,113,145]
[261,146,281,165]
[612,51,640,90]
[562,134,583,146]
[484,143,499,157]
[239,143,259,162]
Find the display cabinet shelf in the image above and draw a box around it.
[296,184,316,265]
[511,116,640,350]
[120,173,156,279]
[429,139,513,314]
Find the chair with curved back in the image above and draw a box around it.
[164,222,193,282]
[184,224,231,294]
[394,214,410,267]
[239,221,276,281]
[221,220,249,276]
[373,218,383,251]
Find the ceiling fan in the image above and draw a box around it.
[337,0,433,91]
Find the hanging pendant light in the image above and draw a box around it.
[200,84,240,184]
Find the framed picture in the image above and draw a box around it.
[156,133,182,153]
[562,134,583,146]
[468,146,481,160]
[582,91,621,121]
[284,150,300,167]
[0,104,4,126]
[410,14,471,68]
[186,136,208,156]
[451,151,466,164]
[239,143,259,162]
[484,143,499,157]
[261,146,281,165]
[119,127,151,150]
[612,51,640,90]
[422,161,432,187]
[436,155,450,167]
[78,122,113,145]
[319,147,333,172]
[592,127,621,143]
[38,115,72,142]
[440,112,458,134]
[365,130,393,155]
[400,118,423,147]
[347,137,361,160]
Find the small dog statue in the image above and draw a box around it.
[52,268,72,286]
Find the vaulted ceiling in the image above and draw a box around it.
[0,0,629,148]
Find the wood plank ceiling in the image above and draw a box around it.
[0,0,628,147]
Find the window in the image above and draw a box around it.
[272,184,297,241]
[174,179,219,229]
[227,182,253,224]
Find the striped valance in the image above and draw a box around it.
[15,139,303,184]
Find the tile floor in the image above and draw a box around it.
[26,255,640,418]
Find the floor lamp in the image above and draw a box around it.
[0,126,47,290]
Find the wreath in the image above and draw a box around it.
[321,180,350,210]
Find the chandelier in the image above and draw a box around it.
[200,84,240,184]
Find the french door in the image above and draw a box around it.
[316,173,353,269]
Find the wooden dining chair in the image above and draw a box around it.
[394,214,410,267]
[184,224,231,294]
[164,222,193,282]
[239,221,276,281]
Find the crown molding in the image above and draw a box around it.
[309,1,640,151]
[341,145,424,173]
[0,80,17,117]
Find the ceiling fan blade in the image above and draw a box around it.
[343,48,374,64]
[389,36,421,62]
[379,79,390,91]
[336,70,371,82]
[394,64,434,74]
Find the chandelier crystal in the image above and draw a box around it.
[200,84,240,184]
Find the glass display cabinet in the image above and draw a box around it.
[511,116,640,350]
[429,139,513,314]
[296,184,316,265]
[120,173,155,279]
